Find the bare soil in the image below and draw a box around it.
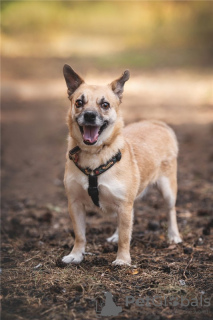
[1,57,213,320]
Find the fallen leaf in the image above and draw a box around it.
[168,244,176,250]
[126,269,139,275]
[131,269,139,275]
[159,234,166,240]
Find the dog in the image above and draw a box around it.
[62,65,182,266]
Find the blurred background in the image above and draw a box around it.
[1,3,213,319]
[1,1,213,204]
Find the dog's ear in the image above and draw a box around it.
[110,70,130,101]
[63,64,84,97]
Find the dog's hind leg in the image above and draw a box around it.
[157,161,182,244]
[62,201,86,264]
[107,227,119,243]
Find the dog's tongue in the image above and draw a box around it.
[83,126,100,143]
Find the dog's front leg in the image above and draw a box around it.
[112,205,133,266]
[62,201,86,264]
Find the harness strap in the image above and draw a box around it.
[69,147,122,207]
[88,175,99,207]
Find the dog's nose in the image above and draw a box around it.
[84,111,97,123]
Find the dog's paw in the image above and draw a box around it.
[107,233,119,243]
[168,232,182,244]
[112,258,131,266]
[62,253,83,264]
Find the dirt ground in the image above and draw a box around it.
[1,57,213,320]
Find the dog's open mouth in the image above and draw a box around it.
[79,121,108,145]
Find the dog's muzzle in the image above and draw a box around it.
[77,111,109,145]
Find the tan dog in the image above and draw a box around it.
[62,65,182,266]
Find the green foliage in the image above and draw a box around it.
[1,1,213,65]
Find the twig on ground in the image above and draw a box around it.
[183,255,193,279]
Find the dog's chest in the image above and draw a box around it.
[65,167,126,209]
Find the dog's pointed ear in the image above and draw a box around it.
[110,70,130,101]
[63,64,84,97]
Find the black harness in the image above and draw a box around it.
[69,146,122,207]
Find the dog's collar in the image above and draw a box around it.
[69,146,122,207]
[69,146,122,176]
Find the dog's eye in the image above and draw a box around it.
[75,100,83,108]
[101,102,110,110]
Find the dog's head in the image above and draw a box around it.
[63,64,129,148]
